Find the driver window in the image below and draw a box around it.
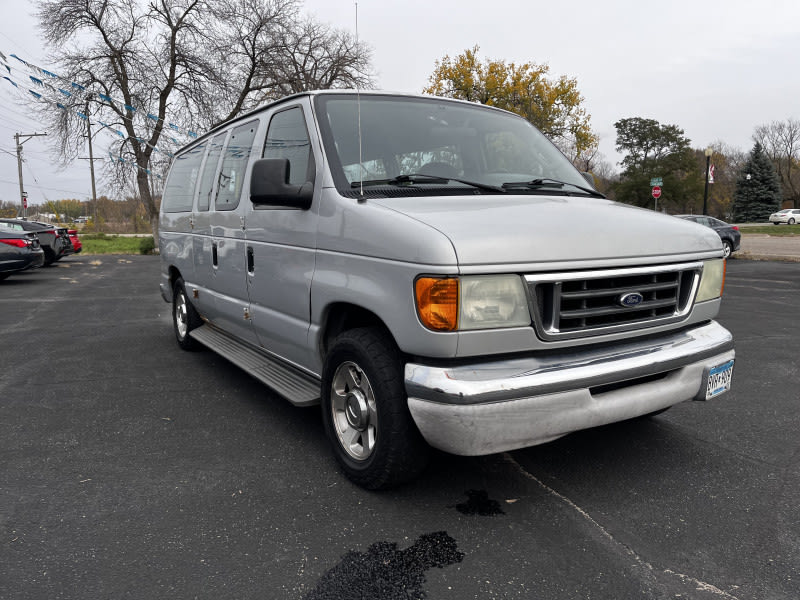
[263,107,312,185]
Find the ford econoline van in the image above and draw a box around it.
[159,91,734,489]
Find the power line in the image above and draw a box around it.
[0,177,90,198]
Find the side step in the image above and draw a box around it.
[190,325,321,407]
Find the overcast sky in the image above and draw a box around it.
[2,0,800,208]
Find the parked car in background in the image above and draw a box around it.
[675,215,741,258]
[67,229,82,254]
[0,227,45,280]
[0,218,71,265]
[769,208,800,225]
[27,221,75,262]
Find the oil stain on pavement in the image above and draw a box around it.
[303,531,464,600]
[455,489,505,516]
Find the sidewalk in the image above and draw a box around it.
[736,233,800,262]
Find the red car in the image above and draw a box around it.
[67,229,82,254]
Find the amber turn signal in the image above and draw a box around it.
[415,277,458,331]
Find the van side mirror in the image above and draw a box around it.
[250,158,313,209]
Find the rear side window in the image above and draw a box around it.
[263,107,311,185]
[216,120,259,211]
[197,133,227,212]
[162,143,205,212]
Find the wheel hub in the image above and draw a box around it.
[345,389,369,431]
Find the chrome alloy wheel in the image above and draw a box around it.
[175,289,190,340]
[330,361,378,461]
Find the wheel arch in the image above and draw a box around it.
[318,302,396,362]
[167,265,183,293]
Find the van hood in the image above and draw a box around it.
[371,194,722,267]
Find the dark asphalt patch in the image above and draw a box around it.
[455,489,505,516]
[303,531,464,600]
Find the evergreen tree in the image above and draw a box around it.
[731,142,782,222]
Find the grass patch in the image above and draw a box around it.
[81,233,156,254]
[738,225,800,236]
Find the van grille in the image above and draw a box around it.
[525,262,703,341]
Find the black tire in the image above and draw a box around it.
[722,240,732,258]
[321,327,430,490]
[42,247,55,266]
[172,277,202,351]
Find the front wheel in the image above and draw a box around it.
[789,218,796,225]
[321,327,429,490]
[172,277,202,351]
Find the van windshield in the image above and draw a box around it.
[314,94,592,197]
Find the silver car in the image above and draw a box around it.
[769,208,800,224]
[159,91,735,489]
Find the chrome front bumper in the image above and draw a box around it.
[404,320,735,456]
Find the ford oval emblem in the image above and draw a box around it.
[619,292,644,308]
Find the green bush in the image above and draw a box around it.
[139,236,156,255]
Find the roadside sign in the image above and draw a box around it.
[650,177,663,187]
[652,186,662,199]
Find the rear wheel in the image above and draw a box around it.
[42,247,55,266]
[722,240,732,258]
[172,278,202,351]
[321,327,429,489]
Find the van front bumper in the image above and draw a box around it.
[404,320,734,456]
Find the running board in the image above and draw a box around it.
[190,325,320,407]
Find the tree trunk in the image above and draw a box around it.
[136,170,160,251]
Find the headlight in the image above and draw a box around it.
[695,259,726,303]
[415,275,531,331]
[460,275,530,330]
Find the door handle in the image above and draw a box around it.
[247,246,254,274]
[212,242,218,267]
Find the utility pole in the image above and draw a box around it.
[14,132,48,218]
[79,100,100,224]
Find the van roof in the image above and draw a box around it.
[173,90,510,157]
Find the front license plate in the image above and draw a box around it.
[706,359,734,400]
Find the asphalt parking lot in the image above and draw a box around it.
[1,255,798,599]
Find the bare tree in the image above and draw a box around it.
[260,17,373,100]
[202,0,299,125]
[34,0,374,243]
[206,5,374,126]
[753,119,800,208]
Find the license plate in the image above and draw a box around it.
[706,359,734,400]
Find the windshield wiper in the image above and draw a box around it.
[351,173,506,194]
[501,178,605,198]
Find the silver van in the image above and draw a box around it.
[159,91,734,489]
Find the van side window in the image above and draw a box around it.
[197,133,227,212]
[161,143,205,212]
[263,107,311,185]
[216,120,259,211]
